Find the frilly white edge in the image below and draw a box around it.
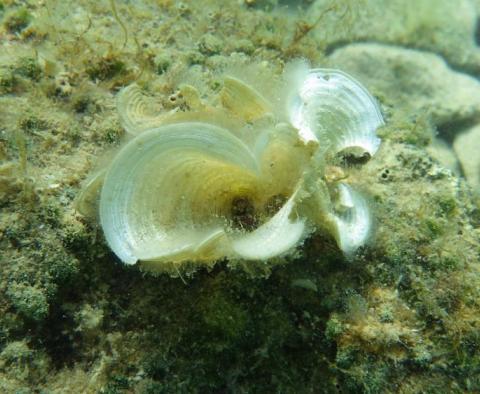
[288,67,383,157]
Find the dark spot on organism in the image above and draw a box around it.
[231,196,258,230]
[337,146,371,166]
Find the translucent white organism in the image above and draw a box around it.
[99,122,307,265]
[287,67,383,157]
[80,61,384,271]
[329,183,372,256]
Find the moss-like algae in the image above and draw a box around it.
[3,7,31,34]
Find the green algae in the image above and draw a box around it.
[0,67,16,94]
[14,58,42,82]
[3,7,31,34]
[6,283,49,322]
[85,55,128,82]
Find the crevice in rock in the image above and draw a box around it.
[437,117,480,145]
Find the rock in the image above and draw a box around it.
[453,124,480,192]
[311,0,480,75]
[327,43,480,138]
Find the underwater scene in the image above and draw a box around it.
[1,0,480,392]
